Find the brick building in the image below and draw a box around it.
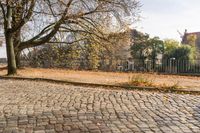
[182,30,200,57]
[182,30,200,47]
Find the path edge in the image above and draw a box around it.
[0,76,199,95]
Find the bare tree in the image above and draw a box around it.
[0,0,140,75]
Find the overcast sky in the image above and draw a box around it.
[136,0,200,40]
[1,0,200,58]
[0,45,6,58]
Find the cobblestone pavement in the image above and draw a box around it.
[0,80,200,133]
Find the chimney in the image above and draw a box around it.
[184,29,187,34]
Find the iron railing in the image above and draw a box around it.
[2,58,200,74]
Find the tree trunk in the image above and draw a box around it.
[12,8,22,69]
[5,6,17,75]
[15,51,21,68]
[13,31,22,68]
[5,32,17,75]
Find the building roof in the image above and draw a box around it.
[184,32,200,35]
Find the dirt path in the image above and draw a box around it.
[0,68,200,91]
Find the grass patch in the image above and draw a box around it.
[161,82,182,91]
[125,74,183,91]
[128,75,155,87]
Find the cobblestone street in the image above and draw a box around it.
[0,80,200,133]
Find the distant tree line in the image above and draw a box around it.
[24,28,198,72]
[130,31,197,72]
[24,30,132,71]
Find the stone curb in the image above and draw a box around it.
[0,76,199,95]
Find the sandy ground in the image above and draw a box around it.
[0,67,200,91]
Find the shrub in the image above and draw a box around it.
[128,75,154,87]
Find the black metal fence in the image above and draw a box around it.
[7,57,200,74]
[0,58,7,66]
[126,59,200,74]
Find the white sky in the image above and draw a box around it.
[1,0,200,58]
[136,0,200,40]
[0,44,6,58]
